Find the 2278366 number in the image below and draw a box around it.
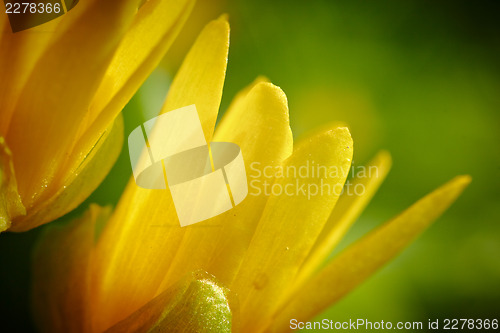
[443,318,498,330]
[5,2,61,14]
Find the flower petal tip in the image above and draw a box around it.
[253,81,289,113]
[217,13,230,23]
[254,75,271,83]
[374,150,392,169]
[326,126,353,144]
[448,174,472,193]
[210,14,230,34]
[455,174,472,185]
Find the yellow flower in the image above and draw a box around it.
[0,0,194,232]
[32,17,471,333]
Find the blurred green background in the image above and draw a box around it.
[1,0,499,331]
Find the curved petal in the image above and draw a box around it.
[6,0,139,209]
[154,80,293,292]
[61,0,195,188]
[10,114,123,231]
[161,15,229,142]
[0,16,61,136]
[293,150,392,289]
[232,126,353,332]
[268,175,471,332]
[90,17,230,332]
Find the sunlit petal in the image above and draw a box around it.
[154,80,293,292]
[63,0,195,187]
[91,17,230,332]
[294,150,392,289]
[268,175,471,332]
[232,126,353,332]
[161,15,229,142]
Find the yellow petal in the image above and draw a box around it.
[0,137,25,232]
[5,0,139,208]
[154,80,293,292]
[293,150,392,289]
[32,204,112,333]
[105,271,236,333]
[10,114,124,232]
[0,17,61,136]
[209,80,292,282]
[63,0,194,186]
[217,76,270,119]
[90,18,230,332]
[232,126,353,333]
[90,0,195,121]
[161,15,229,142]
[269,175,471,332]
